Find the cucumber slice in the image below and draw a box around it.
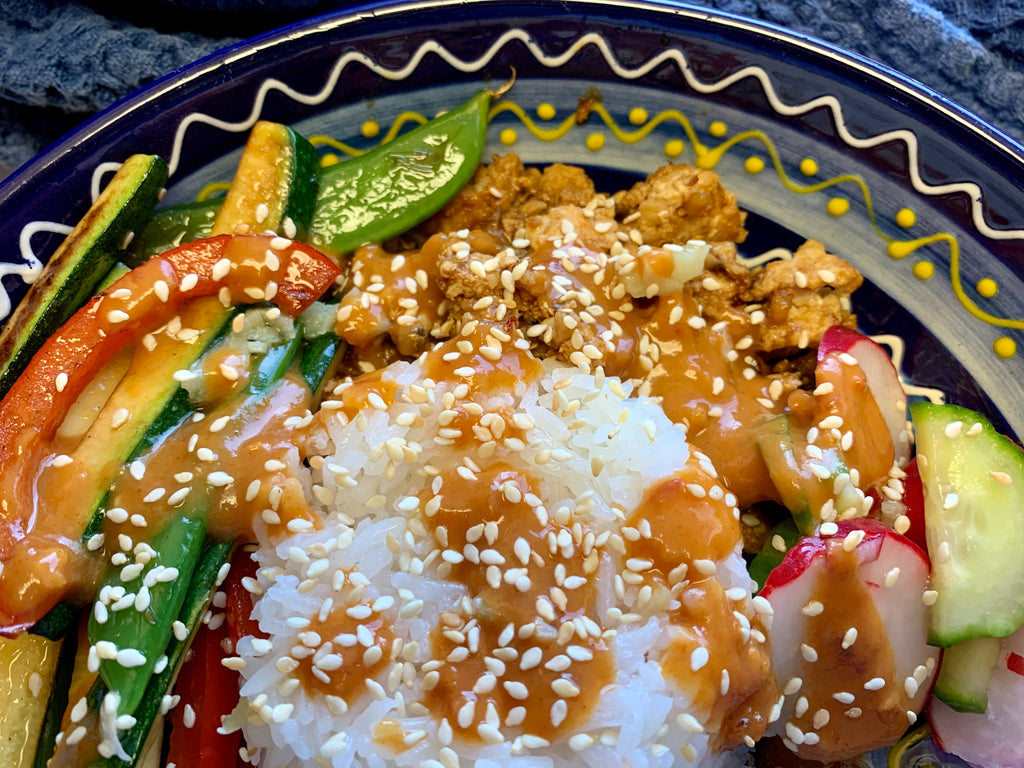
[933,636,1002,713]
[0,154,167,396]
[910,401,1024,646]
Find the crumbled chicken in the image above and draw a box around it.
[745,239,862,355]
[613,163,748,245]
[337,153,860,383]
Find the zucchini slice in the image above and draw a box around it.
[0,155,167,396]
[212,120,320,239]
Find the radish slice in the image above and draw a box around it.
[818,325,911,466]
[760,518,938,761]
[929,624,1024,768]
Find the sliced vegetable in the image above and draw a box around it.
[929,624,1024,767]
[223,547,264,646]
[755,415,850,535]
[29,618,75,768]
[757,328,900,535]
[0,632,62,767]
[813,339,896,490]
[211,120,320,240]
[164,617,242,768]
[0,154,167,396]
[87,510,207,718]
[45,540,234,768]
[0,234,340,634]
[899,456,928,553]
[760,518,938,762]
[127,198,219,265]
[933,636,1002,713]
[309,88,493,256]
[910,401,1024,646]
[817,326,910,466]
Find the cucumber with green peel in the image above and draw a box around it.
[910,401,1024,646]
[40,327,326,766]
[128,121,320,265]
[69,299,235,543]
[933,636,1003,713]
[755,415,851,535]
[0,154,167,397]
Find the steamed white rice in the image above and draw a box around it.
[229,353,762,768]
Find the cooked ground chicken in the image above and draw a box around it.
[337,151,859,404]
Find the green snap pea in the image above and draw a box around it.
[125,198,220,266]
[308,88,494,256]
[87,510,206,718]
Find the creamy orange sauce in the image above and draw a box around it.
[633,291,791,507]
[100,373,314,544]
[811,351,894,490]
[295,610,393,706]
[422,314,542,398]
[336,235,458,356]
[625,452,776,748]
[783,542,909,761]
[424,463,614,741]
[0,296,232,620]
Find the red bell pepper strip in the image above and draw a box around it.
[224,546,267,646]
[165,617,243,768]
[0,234,340,634]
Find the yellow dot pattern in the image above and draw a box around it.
[994,337,1017,358]
[500,128,517,146]
[800,157,818,176]
[537,103,556,121]
[709,121,728,137]
[977,278,999,298]
[744,156,765,174]
[827,198,849,217]
[629,107,648,126]
[913,261,934,280]
[665,140,685,159]
[896,208,916,228]
[586,133,605,152]
[887,242,913,259]
[361,120,380,139]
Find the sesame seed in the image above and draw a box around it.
[801,600,824,617]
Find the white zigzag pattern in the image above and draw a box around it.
[9,21,1021,323]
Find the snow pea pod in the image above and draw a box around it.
[308,88,493,256]
[87,509,206,719]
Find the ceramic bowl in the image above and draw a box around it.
[3,0,1020,763]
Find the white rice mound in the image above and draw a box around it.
[231,356,756,768]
